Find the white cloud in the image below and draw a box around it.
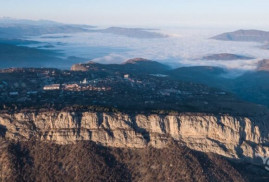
[30,28,269,71]
[90,54,126,64]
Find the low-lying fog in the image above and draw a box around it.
[27,27,269,71]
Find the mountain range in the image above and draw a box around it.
[0,18,94,39]
[96,27,168,39]
[0,18,168,39]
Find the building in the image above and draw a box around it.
[82,78,87,84]
[43,84,61,90]
[124,74,129,79]
[64,84,80,90]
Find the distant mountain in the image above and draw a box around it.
[0,43,63,68]
[97,27,168,39]
[71,58,170,74]
[0,17,61,26]
[211,29,269,42]
[0,18,167,39]
[0,17,94,28]
[0,18,94,39]
[202,53,254,61]
[0,38,39,45]
[0,43,87,69]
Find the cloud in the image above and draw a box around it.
[30,28,269,71]
[90,54,126,64]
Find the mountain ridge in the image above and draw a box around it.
[96,27,168,39]
[212,29,269,42]
[71,58,170,73]
[202,53,254,61]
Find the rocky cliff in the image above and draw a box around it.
[1,111,269,162]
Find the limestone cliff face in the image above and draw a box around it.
[0,111,269,161]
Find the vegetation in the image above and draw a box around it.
[1,139,267,182]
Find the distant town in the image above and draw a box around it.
[0,59,258,116]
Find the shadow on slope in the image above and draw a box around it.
[1,139,268,182]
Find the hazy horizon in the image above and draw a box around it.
[1,0,269,29]
[1,1,269,71]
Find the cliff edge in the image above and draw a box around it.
[1,111,269,163]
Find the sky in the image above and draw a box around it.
[1,0,269,28]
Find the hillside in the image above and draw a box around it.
[0,43,66,68]
[2,139,266,182]
[167,66,269,107]
[171,67,269,111]
[167,66,228,89]
[71,58,170,74]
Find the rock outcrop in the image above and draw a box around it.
[1,111,269,163]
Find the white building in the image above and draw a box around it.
[124,74,129,79]
[82,78,87,84]
[43,84,61,90]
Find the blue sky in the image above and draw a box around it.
[1,0,269,28]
